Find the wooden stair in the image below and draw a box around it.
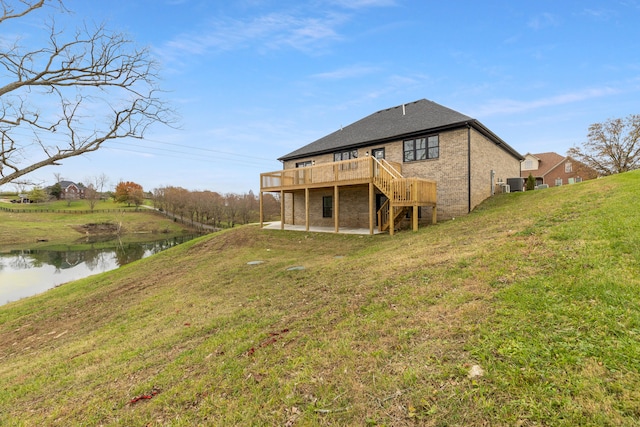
[372,158,436,233]
[377,199,410,232]
[373,159,410,232]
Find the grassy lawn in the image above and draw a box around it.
[0,200,187,248]
[0,171,639,425]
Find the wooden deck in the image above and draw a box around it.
[259,157,437,235]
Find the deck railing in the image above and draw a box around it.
[389,178,437,205]
[261,157,375,190]
[260,157,436,206]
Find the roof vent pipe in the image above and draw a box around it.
[402,104,405,115]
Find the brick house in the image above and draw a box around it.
[520,152,598,188]
[59,181,85,199]
[259,99,523,235]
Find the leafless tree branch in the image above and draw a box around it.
[0,0,46,24]
[567,114,640,176]
[0,0,177,186]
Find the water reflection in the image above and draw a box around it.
[0,235,199,306]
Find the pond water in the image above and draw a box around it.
[0,235,199,306]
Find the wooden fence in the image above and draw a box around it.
[0,206,144,214]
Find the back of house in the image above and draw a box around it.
[260,99,523,234]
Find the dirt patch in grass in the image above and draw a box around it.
[193,226,256,252]
[71,222,121,235]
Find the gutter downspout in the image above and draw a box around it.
[467,123,471,213]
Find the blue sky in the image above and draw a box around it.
[3,0,640,193]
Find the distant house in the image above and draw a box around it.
[259,99,523,234]
[520,152,598,187]
[58,181,85,199]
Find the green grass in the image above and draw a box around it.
[1,172,639,425]
[0,201,188,248]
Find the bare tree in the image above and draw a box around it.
[0,0,175,186]
[224,193,239,227]
[84,183,98,210]
[205,191,224,228]
[95,173,109,196]
[261,192,280,221]
[84,173,108,209]
[152,187,165,211]
[568,114,640,176]
[13,180,27,195]
[238,190,258,224]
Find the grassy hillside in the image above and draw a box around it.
[1,172,639,426]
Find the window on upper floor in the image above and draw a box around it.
[296,161,312,168]
[524,159,534,169]
[334,150,357,162]
[565,162,572,173]
[403,135,439,162]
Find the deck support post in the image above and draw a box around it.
[334,185,339,233]
[389,201,395,236]
[305,188,310,232]
[291,192,295,225]
[280,190,284,230]
[432,205,437,224]
[412,204,419,231]
[368,182,375,235]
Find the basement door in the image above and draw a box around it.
[375,193,388,226]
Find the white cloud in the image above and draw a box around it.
[475,87,620,116]
[328,0,397,9]
[311,65,379,80]
[160,11,347,61]
[582,8,617,20]
[620,0,640,10]
[527,12,559,30]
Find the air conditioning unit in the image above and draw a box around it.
[507,177,524,192]
[500,184,510,194]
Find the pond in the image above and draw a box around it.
[0,235,200,306]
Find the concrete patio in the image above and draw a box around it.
[261,221,383,235]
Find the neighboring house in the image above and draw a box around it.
[58,181,85,199]
[259,99,523,235]
[520,152,598,188]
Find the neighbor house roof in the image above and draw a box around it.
[279,99,523,161]
[523,152,566,177]
[59,180,78,189]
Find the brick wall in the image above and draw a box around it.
[287,186,373,228]
[543,159,598,187]
[470,128,521,209]
[399,128,468,219]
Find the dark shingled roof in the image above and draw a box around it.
[59,180,78,189]
[279,99,523,161]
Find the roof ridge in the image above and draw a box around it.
[375,99,426,114]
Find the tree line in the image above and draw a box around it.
[151,187,280,228]
[7,178,282,230]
